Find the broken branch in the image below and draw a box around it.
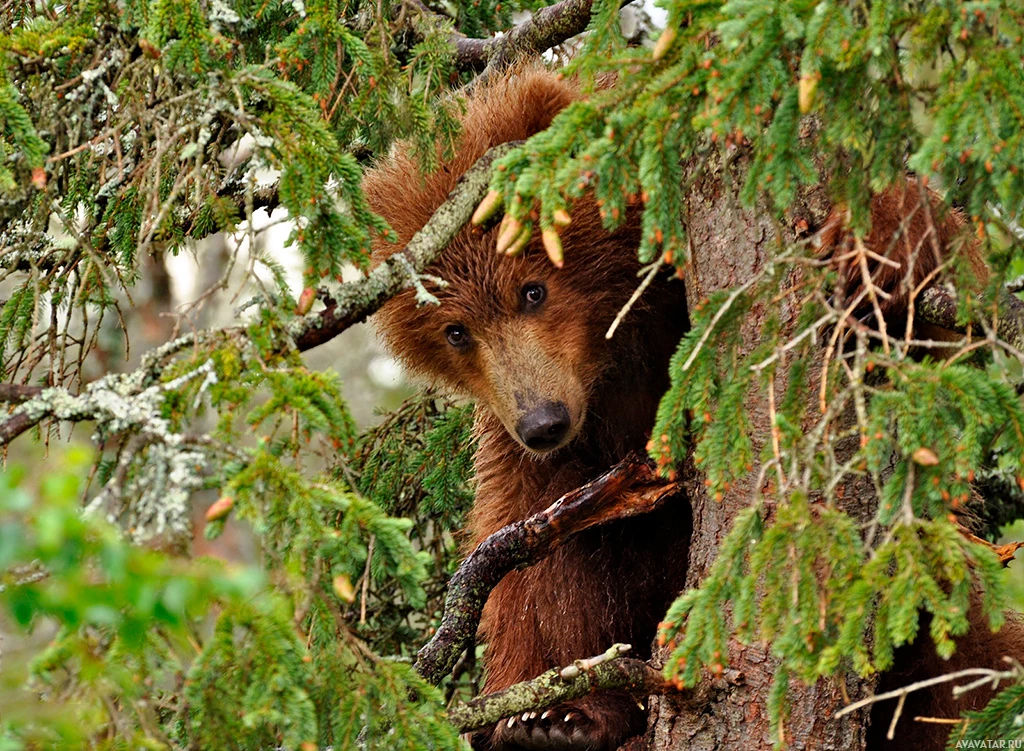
[414,453,680,684]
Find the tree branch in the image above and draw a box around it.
[916,285,1024,354]
[0,144,515,444]
[447,644,670,733]
[834,659,1023,729]
[453,0,596,74]
[291,141,517,351]
[0,383,44,403]
[414,454,680,684]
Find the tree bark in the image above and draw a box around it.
[644,155,872,751]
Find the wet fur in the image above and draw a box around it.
[367,68,1024,750]
[819,184,1024,747]
[366,69,691,750]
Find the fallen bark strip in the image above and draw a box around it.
[414,454,680,685]
[447,644,669,733]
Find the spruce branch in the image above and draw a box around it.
[447,644,670,733]
[291,142,518,351]
[414,454,680,684]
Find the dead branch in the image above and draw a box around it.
[834,657,1024,741]
[447,643,670,733]
[414,453,680,684]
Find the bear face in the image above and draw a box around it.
[366,70,661,459]
[374,219,648,454]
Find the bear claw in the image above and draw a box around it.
[493,704,602,751]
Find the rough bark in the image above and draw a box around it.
[644,156,872,751]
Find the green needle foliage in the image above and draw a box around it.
[484,0,1024,741]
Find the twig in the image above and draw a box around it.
[605,260,663,339]
[447,644,670,733]
[360,534,375,625]
[681,277,758,373]
[834,660,1023,720]
[414,454,680,684]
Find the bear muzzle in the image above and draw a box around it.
[515,401,571,452]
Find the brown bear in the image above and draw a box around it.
[364,67,1024,750]
[365,68,692,750]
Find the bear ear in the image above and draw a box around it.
[363,66,581,264]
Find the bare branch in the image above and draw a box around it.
[414,454,680,684]
[292,141,517,351]
[454,0,597,74]
[447,644,670,733]
[834,659,1023,720]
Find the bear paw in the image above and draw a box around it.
[487,694,644,751]
[495,706,597,750]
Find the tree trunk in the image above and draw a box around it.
[644,156,875,750]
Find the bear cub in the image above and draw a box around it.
[365,69,691,750]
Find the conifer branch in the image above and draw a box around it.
[292,142,517,351]
[0,143,514,443]
[414,454,680,684]
[447,644,670,733]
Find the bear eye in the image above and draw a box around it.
[521,282,546,311]
[446,324,470,349]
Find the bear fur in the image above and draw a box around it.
[365,67,1024,750]
[366,69,691,749]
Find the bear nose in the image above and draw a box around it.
[516,401,571,451]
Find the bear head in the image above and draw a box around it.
[365,69,646,456]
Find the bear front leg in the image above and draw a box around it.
[473,544,650,751]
